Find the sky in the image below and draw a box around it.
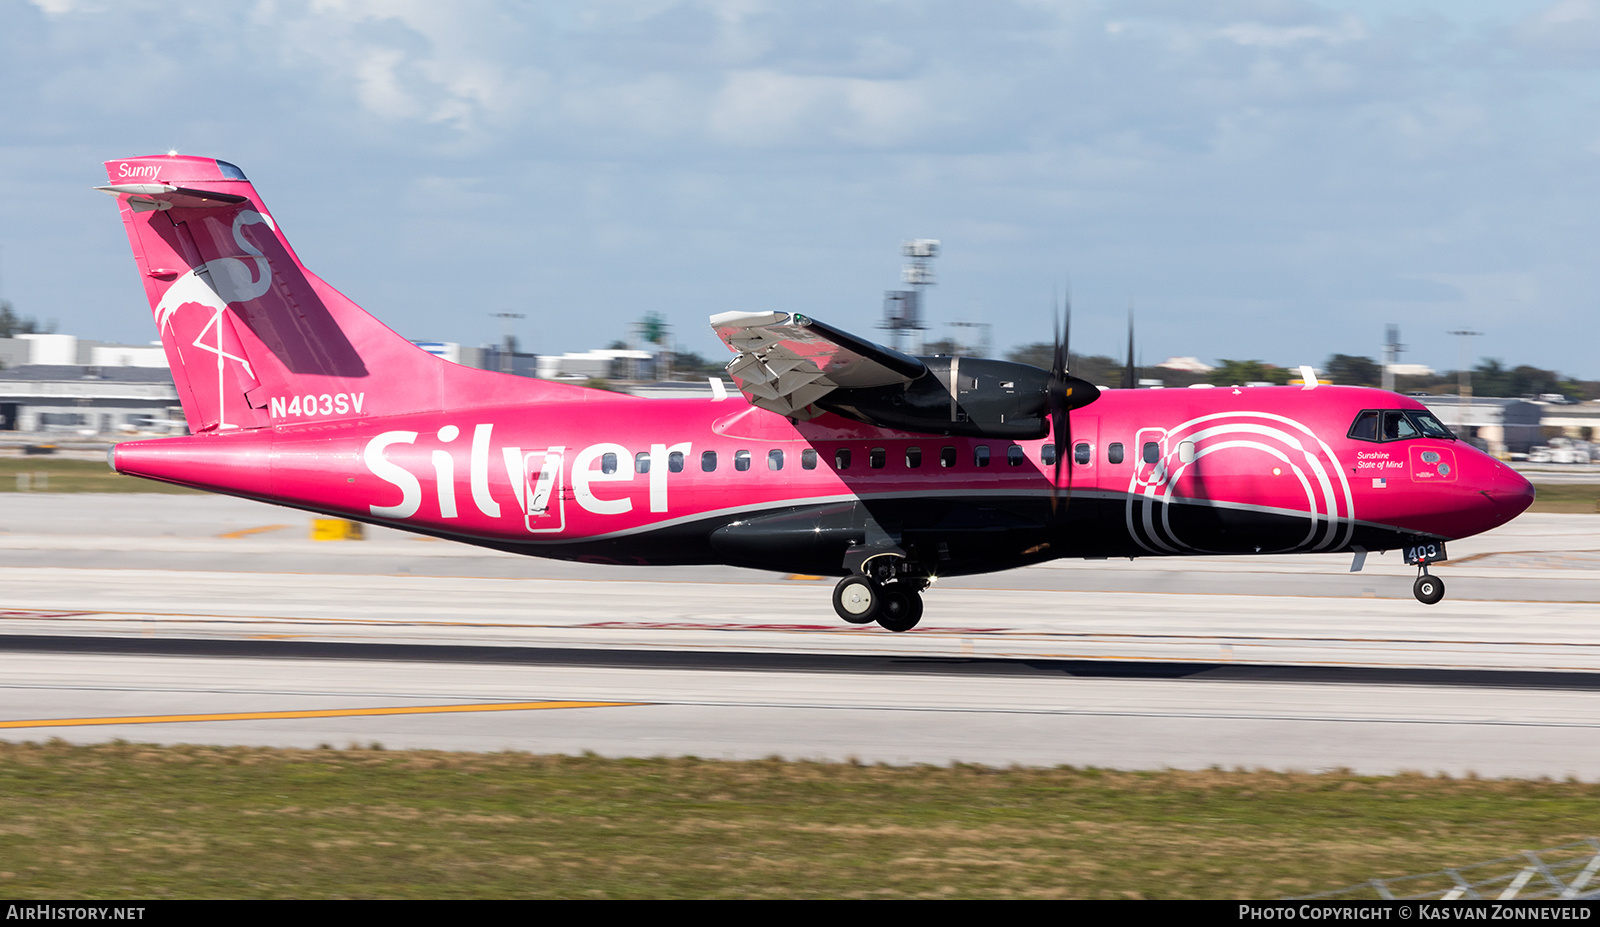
[2,0,1598,376]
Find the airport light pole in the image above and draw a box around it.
[493,312,524,374]
[1448,329,1481,444]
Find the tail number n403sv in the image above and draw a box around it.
[270,392,365,419]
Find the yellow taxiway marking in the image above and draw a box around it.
[217,524,291,540]
[0,700,645,730]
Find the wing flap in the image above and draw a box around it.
[711,310,928,419]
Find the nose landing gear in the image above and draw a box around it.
[1404,539,1449,605]
[1413,569,1445,605]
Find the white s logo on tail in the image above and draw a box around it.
[155,210,277,331]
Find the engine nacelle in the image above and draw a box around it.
[815,357,1056,439]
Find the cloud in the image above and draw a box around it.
[1216,16,1367,48]
[708,70,933,148]
[3,0,1599,374]
[1515,0,1600,56]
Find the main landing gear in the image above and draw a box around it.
[832,558,927,632]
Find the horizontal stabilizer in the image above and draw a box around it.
[95,184,248,211]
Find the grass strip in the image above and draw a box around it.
[0,458,200,494]
[0,740,1596,899]
[1524,482,1600,513]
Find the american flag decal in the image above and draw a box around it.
[1372,477,1387,488]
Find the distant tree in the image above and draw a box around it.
[1393,373,1452,395]
[1003,343,1129,385]
[1568,379,1600,402]
[1468,359,1510,397]
[1209,359,1291,386]
[1324,354,1381,387]
[1070,353,1129,387]
[0,300,43,338]
[921,338,970,356]
[672,350,726,378]
[1005,342,1054,370]
[1505,364,1566,399]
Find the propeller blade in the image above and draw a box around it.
[1050,290,1073,514]
[1122,305,1136,391]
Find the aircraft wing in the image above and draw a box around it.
[711,311,928,419]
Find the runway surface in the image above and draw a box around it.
[1,493,1598,776]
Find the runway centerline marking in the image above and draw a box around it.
[0,700,648,729]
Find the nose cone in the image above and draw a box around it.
[1483,462,1536,525]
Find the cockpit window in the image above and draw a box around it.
[1349,409,1456,443]
[1382,410,1418,441]
[1410,411,1455,439]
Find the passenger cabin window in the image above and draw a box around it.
[835,448,852,470]
[634,452,650,474]
[940,446,957,468]
[974,445,990,467]
[1107,442,1124,464]
[701,450,717,472]
[1142,442,1160,464]
[870,447,886,469]
[906,446,922,468]
[1041,443,1056,466]
[601,452,618,475]
[1074,442,1091,466]
[802,449,817,470]
[735,450,752,471]
[1007,445,1025,467]
[668,451,685,473]
[768,449,784,471]
[1178,441,1195,463]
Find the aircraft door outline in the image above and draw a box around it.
[1131,427,1169,488]
[524,446,568,533]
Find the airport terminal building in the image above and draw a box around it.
[0,334,182,435]
[0,365,182,434]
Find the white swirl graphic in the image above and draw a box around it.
[1124,410,1355,555]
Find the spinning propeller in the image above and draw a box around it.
[1047,293,1101,514]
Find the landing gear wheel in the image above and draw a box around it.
[875,586,923,633]
[833,575,879,624]
[1413,574,1445,605]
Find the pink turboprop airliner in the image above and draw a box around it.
[98,155,1535,631]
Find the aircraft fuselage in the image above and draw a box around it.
[113,382,1534,578]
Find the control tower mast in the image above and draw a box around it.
[881,239,939,354]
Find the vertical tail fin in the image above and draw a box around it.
[100,154,574,433]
